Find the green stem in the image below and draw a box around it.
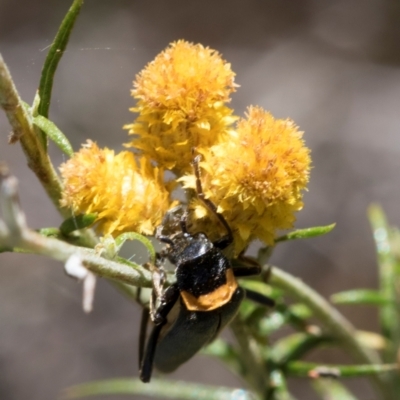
[20,228,155,287]
[268,266,391,400]
[286,361,399,378]
[0,53,66,216]
[230,317,267,398]
[64,377,255,400]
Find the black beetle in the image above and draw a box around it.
[139,156,274,382]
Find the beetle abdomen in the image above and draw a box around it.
[154,287,244,373]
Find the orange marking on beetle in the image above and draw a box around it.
[180,269,238,312]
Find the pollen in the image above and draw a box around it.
[124,40,238,174]
[59,140,174,236]
[180,106,311,255]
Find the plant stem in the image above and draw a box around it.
[268,266,392,400]
[286,361,399,378]
[230,317,267,398]
[0,166,157,288]
[22,228,154,287]
[64,377,255,400]
[0,53,66,215]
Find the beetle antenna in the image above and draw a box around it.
[192,155,233,245]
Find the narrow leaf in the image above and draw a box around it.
[275,224,335,243]
[115,232,156,265]
[271,333,333,365]
[254,303,316,337]
[278,303,318,334]
[33,114,74,156]
[331,289,391,306]
[287,361,398,378]
[368,204,400,354]
[64,378,256,400]
[37,0,84,146]
[60,213,97,236]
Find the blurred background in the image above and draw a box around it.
[1,1,400,399]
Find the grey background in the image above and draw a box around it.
[1,1,400,399]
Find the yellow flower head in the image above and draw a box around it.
[180,106,311,255]
[60,140,174,236]
[125,40,238,174]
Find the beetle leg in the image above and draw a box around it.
[232,256,275,307]
[140,284,180,382]
[138,306,150,369]
[192,155,233,249]
[233,264,262,277]
[232,252,262,276]
[245,288,275,307]
[140,322,164,383]
[155,224,174,245]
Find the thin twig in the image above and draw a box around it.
[0,166,158,288]
[0,53,66,215]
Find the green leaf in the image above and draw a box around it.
[59,213,97,236]
[312,379,358,400]
[37,0,84,147]
[239,280,278,300]
[256,310,286,336]
[287,361,398,378]
[368,204,400,356]
[275,223,335,243]
[33,114,74,156]
[271,333,333,365]
[277,303,319,334]
[253,304,315,337]
[331,289,391,306]
[63,378,256,400]
[115,232,156,265]
[289,303,313,320]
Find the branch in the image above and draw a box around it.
[0,165,155,288]
[0,53,66,216]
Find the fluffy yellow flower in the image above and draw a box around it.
[60,140,173,236]
[180,106,311,255]
[125,40,238,174]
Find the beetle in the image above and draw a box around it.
[139,155,275,383]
